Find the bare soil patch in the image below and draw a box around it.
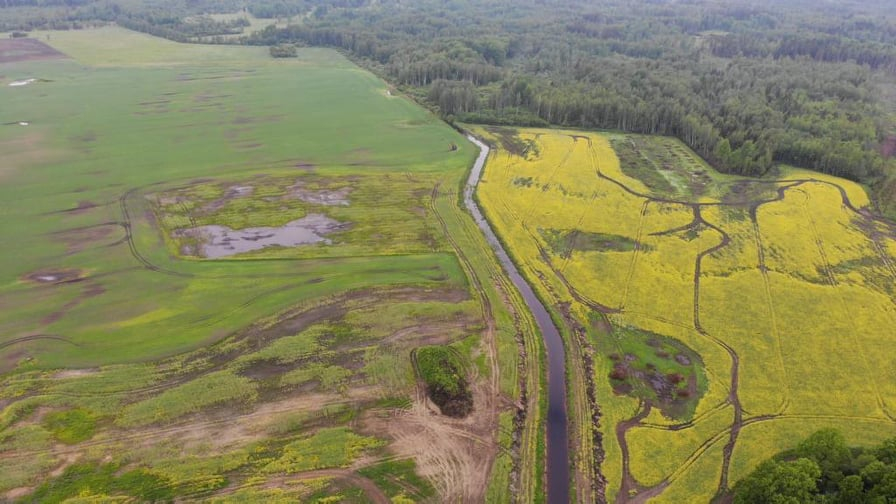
[287,180,351,206]
[360,377,498,503]
[52,200,99,215]
[42,282,106,325]
[4,487,33,501]
[0,38,66,64]
[53,223,124,254]
[52,368,99,380]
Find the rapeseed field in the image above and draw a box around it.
[473,126,896,502]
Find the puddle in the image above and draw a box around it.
[9,78,36,87]
[176,213,346,258]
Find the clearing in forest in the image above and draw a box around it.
[472,126,896,503]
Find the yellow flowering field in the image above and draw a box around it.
[471,126,896,502]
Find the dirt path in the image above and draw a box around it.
[584,149,896,500]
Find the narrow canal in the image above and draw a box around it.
[464,135,570,504]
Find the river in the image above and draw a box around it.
[463,135,570,504]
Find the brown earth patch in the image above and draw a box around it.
[53,200,99,215]
[359,375,497,503]
[49,451,82,478]
[4,487,33,501]
[881,135,896,159]
[0,38,66,64]
[52,368,99,380]
[42,282,106,325]
[53,223,124,254]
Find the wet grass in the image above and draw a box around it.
[41,408,96,444]
[0,26,539,504]
[0,26,472,368]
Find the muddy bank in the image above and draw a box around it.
[176,213,346,258]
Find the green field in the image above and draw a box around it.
[0,27,544,502]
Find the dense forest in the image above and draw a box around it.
[733,430,896,503]
[4,0,896,214]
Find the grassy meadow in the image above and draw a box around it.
[471,126,896,502]
[0,27,542,502]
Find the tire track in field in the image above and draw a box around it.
[521,135,576,223]
[614,402,669,503]
[588,142,747,502]
[621,201,650,310]
[119,187,194,278]
[208,469,391,504]
[491,132,896,500]
[690,206,746,496]
[430,182,508,502]
[748,198,792,416]
[797,190,837,286]
[0,335,79,351]
[797,190,895,421]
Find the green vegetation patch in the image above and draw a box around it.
[610,135,728,200]
[118,370,257,427]
[42,408,96,444]
[29,463,174,503]
[734,429,896,503]
[414,345,472,418]
[263,427,384,474]
[603,326,707,420]
[540,228,643,258]
[358,459,436,502]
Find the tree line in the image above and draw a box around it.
[734,429,896,503]
[3,0,896,212]
[239,0,894,187]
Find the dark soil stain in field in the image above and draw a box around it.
[238,358,300,381]
[42,283,106,325]
[53,223,125,254]
[541,228,643,259]
[52,200,99,215]
[22,269,85,285]
[0,38,66,64]
[721,180,779,207]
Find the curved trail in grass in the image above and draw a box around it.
[464,135,570,504]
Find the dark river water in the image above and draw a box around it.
[464,135,570,504]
